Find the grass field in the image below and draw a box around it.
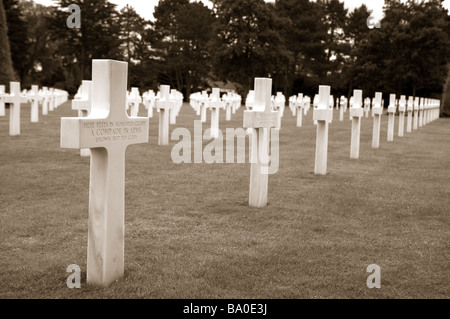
[0,101,449,299]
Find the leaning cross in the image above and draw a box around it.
[243,78,279,208]
[60,59,149,286]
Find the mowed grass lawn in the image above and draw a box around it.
[0,100,449,299]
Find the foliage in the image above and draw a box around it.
[0,0,17,83]
[2,0,449,102]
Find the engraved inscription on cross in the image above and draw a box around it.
[60,60,149,286]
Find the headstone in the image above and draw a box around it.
[29,85,43,123]
[406,96,413,133]
[128,87,141,117]
[209,88,222,139]
[418,97,424,128]
[387,94,396,142]
[60,59,149,286]
[223,93,233,121]
[41,87,49,115]
[169,89,177,124]
[398,95,406,137]
[313,86,332,174]
[296,93,303,127]
[339,96,346,121]
[274,92,285,129]
[349,96,354,120]
[143,90,156,118]
[72,80,93,157]
[303,95,310,115]
[413,97,419,130]
[200,90,208,123]
[350,90,363,159]
[363,97,371,118]
[289,95,297,117]
[243,78,279,207]
[49,88,55,111]
[371,92,383,148]
[3,82,29,136]
[155,85,174,145]
[0,85,6,116]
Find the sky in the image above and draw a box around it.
[33,0,450,21]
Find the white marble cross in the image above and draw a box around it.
[128,87,142,117]
[387,94,396,142]
[0,85,6,116]
[28,85,43,123]
[3,82,29,136]
[350,90,363,159]
[209,88,222,139]
[72,80,93,157]
[296,93,303,127]
[418,97,424,128]
[303,95,310,115]
[243,78,279,207]
[60,59,149,286]
[155,85,174,145]
[41,87,49,115]
[371,92,383,149]
[406,96,414,133]
[200,90,209,123]
[363,97,371,118]
[48,88,56,111]
[143,90,156,118]
[413,97,419,130]
[340,96,347,121]
[223,93,233,121]
[313,86,332,174]
[398,95,406,137]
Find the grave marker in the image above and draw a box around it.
[128,87,141,117]
[3,82,29,136]
[418,97,424,128]
[413,97,419,130]
[209,88,222,139]
[364,97,371,118]
[143,90,156,118]
[41,87,49,115]
[200,91,208,123]
[313,86,333,174]
[29,85,43,123]
[72,80,93,157]
[350,90,363,159]
[243,78,279,207]
[406,96,413,133]
[387,94,396,142]
[155,85,174,145]
[398,95,406,137]
[0,85,6,116]
[60,59,149,286]
[371,92,383,148]
[296,93,303,127]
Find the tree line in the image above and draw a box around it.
[1,0,449,111]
